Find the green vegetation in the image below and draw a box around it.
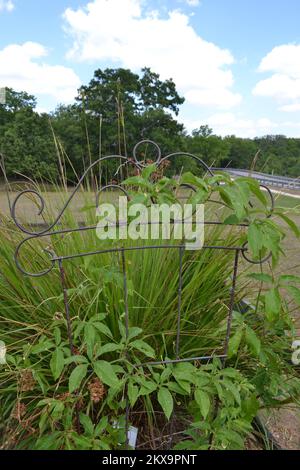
[1,68,300,183]
[1,65,300,451]
[1,166,300,450]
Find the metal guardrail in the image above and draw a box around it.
[214,168,300,191]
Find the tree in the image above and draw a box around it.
[52,67,186,181]
[222,136,258,169]
[0,88,36,127]
[187,126,230,167]
[139,67,184,115]
[2,71,300,183]
[0,106,57,179]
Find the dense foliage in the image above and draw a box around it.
[0,165,299,450]
[1,68,300,182]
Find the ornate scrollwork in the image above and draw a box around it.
[11,140,274,276]
[14,237,56,277]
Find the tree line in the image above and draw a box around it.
[1,67,300,183]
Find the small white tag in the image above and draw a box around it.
[127,426,138,449]
[0,341,6,364]
[112,420,139,449]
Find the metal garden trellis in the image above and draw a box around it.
[11,140,274,448]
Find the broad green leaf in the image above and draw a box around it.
[136,378,157,396]
[160,367,172,383]
[167,381,189,396]
[128,327,143,341]
[157,192,177,205]
[158,387,173,420]
[245,327,261,357]
[69,433,93,449]
[155,176,173,189]
[53,327,61,346]
[174,380,191,394]
[128,381,139,407]
[242,394,259,420]
[129,193,149,205]
[64,355,88,365]
[208,173,232,185]
[90,313,106,322]
[248,223,262,258]
[95,416,108,437]
[93,322,113,339]
[218,187,232,208]
[228,328,244,358]
[187,188,209,206]
[31,340,54,355]
[173,362,195,383]
[130,339,155,358]
[280,274,300,285]
[247,273,273,284]
[195,375,210,388]
[194,389,211,419]
[93,360,119,388]
[222,379,241,405]
[85,323,96,360]
[80,413,94,436]
[122,176,151,189]
[95,343,121,358]
[265,288,281,322]
[224,214,240,225]
[84,323,95,347]
[118,320,126,339]
[69,364,88,393]
[286,285,300,306]
[221,186,246,220]
[50,348,64,380]
[219,429,244,449]
[244,178,267,206]
[180,172,208,191]
[251,187,268,207]
[235,180,251,206]
[142,163,157,180]
[34,432,62,450]
[221,368,239,378]
[275,212,300,238]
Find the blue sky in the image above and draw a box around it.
[1,0,300,137]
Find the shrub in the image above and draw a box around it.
[0,167,299,450]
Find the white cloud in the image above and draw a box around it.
[185,113,278,137]
[253,44,300,112]
[280,103,300,112]
[63,0,241,110]
[185,88,241,108]
[185,0,200,6]
[0,0,14,12]
[0,42,81,104]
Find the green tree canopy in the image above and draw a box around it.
[1,69,300,182]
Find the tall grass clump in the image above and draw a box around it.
[1,148,300,450]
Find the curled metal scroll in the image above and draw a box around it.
[241,242,272,265]
[11,154,135,236]
[133,140,162,167]
[260,184,275,217]
[96,184,130,209]
[11,140,274,276]
[14,237,56,277]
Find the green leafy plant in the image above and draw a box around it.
[0,165,299,450]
